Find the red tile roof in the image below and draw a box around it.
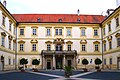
[12,14,106,23]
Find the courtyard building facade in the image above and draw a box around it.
[0,2,120,70]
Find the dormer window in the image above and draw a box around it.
[37,18,41,22]
[58,19,62,22]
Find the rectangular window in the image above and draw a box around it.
[59,29,62,35]
[32,28,36,35]
[108,23,111,32]
[117,38,120,47]
[1,36,5,47]
[109,41,112,49]
[116,17,119,27]
[110,58,112,64]
[103,43,106,51]
[47,44,51,51]
[68,44,71,51]
[103,28,105,35]
[14,27,16,34]
[20,29,24,35]
[20,44,24,51]
[104,59,106,65]
[82,44,86,51]
[2,16,5,26]
[55,28,62,35]
[13,42,16,51]
[94,30,98,36]
[81,29,85,36]
[9,22,12,31]
[47,28,51,36]
[9,39,11,49]
[67,29,71,36]
[32,44,36,51]
[95,44,99,51]
[9,58,11,65]
[13,59,15,65]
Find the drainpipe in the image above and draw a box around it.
[15,22,18,70]
[100,24,104,69]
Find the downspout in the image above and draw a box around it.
[100,23,104,69]
[15,22,18,70]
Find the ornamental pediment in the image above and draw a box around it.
[66,41,73,44]
[18,40,25,43]
[8,35,13,40]
[102,40,106,43]
[1,32,7,37]
[115,33,120,38]
[80,40,87,44]
[45,41,52,44]
[93,41,100,44]
[107,36,112,41]
[31,39,38,43]
[53,38,64,44]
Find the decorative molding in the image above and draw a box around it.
[1,32,7,37]
[66,41,73,44]
[18,40,25,43]
[107,36,112,41]
[8,35,13,40]
[80,40,87,44]
[45,41,52,44]
[13,39,16,43]
[103,40,106,44]
[31,39,38,43]
[115,33,120,38]
[53,38,64,44]
[93,41,100,44]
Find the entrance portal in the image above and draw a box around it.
[56,57,63,69]
[67,60,72,67]
[47,60,51,69]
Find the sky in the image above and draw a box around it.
[1,0,118,15]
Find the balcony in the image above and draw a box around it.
[41,50,77,55]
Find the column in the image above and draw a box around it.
[63,55,66,67]
[42,55,46,69]
[53,54,56,69]
[40,54,42,69]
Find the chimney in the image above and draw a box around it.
[116,0,120,7]
[3,0,7,7]
[77,9,80,16]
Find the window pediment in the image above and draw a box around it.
[103,40,106,44]
[1,32,7,37]
[31,39,38,43]
[53,38,64,44]
[115,33,120,38]
[107,36,112,41]
[80,40,87,44]
[45,41,52,44]
[66,41,73,44]
[18,40,25,43]
[13,39,16,43]
[93,41,100,44]
[8,35,13,40]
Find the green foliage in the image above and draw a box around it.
[64,66,72,72]
[32,59,40,65]
[20,58,28,65]
[82,58,89,65]
[95,58,102,65]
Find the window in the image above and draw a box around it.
[95,44,99,51]
[32,28,36,35]
[47,28,51,36]
[9,39,11,49]
[67,29,71,36]
[104,59,106,65]
[68,44,71,51]
[32,44,36,51]
[56,44,62,51]
[55,28,62,35]
[58,19,62,22]
[108,23,111,32]
[81,29,85,36]
[20,29,24,35]
[20,44,24,51]
[9,22,12,31]
[116,17,119,27]
[2,16,5,26]
[1,36,5,47]
[8,58,11,65]
[82,44,86,51]
[94,30,98,36]
[103,28,105,35]
[77,18,80,22]
[14,27,16,34]
[109,58,112,64]
[13,42,16,51]
[117,38,120,47]
[103,43,106,51]
[109,41,112,49]
[13,59,15,65]
[47,44,51,51]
